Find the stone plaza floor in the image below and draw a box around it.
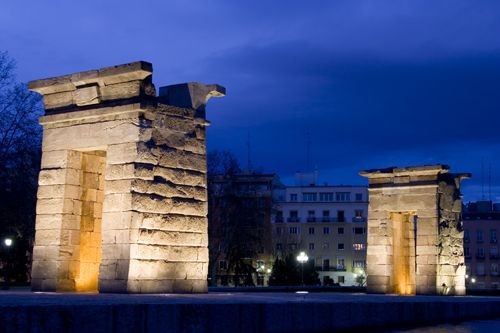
[0,291,499,332]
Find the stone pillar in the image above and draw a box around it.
[360,165,469,295]
[29,61,224,293]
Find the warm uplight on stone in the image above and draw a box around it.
[29,61,224,293]
[360,165,470,295]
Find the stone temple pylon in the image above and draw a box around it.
[29,61,224,293]
[360,165,470,295]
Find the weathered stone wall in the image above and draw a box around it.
[29,61,224,293]
[360,165,469,295]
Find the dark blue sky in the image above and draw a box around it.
[2,1,500,201]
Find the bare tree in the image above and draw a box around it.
[0,51,42,283]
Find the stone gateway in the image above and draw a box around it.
[29,61,224,293]
[360,165,470,295]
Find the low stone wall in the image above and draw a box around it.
[0,292,499,332]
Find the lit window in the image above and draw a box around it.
[353,260,365,268]
[353,243,365,251]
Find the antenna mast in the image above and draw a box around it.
[247,131,252,172]
[306,132,311,172]
[481,159,485,200]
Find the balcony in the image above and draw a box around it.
[352,217,367,223]
[307,217,318,223]
[287,217,300,223]
[321,217,332,223]
[490,254,499,260]
[275,216,284,223]
[491,239,498,244]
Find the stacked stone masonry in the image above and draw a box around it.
[360,165,470,295]
[29,61,225,293]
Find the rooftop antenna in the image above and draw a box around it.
[247,131,252,172]
[489,163,492,201]
[481,158,485,200]
[306,132,311,172]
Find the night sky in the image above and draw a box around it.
[2,1,500,201]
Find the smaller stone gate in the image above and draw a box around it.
[360,165,470,295]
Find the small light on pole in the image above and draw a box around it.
[4,238,12,247]
[471,277,476,283]
[296,251,309,286]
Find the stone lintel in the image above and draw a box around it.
[360,164,449,179]
[28,61,153,95]
[38,103,151,126]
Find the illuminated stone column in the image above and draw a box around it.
[29,62,224,293]
[360,165,469,295]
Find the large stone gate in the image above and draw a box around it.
[360,165,470,295]
[29,61,224,293]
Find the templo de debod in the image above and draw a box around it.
[360,165,470,295]
[29,61,224,293]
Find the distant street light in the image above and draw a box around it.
[3,238,13,290]
[471,278,476,283]
[296,251,309,286]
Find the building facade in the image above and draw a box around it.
[463,201,500,289]
[272,173,368,286]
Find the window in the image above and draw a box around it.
[464,230,470,243]
[337,258,345,269]
[353,227,364,235]
[355,193,363,201]
[337,210,345,222]
[490,247,498,258]
[289,227,299,234]
[492,263,499,275]
[307,210,316,222]
[323,227,330,235]
[276,243,282,250]
[464,247,470,257]
[219,260,227,270]
[353,260,366,268]
[319,192,334,201]
[288,210,299,222]
[477,247,485,258]
[290,194,297,202]
[477,230,484,243]
[275,211,283,223]
[338,243,344,250]
[323,259,330,271]
[477,263,485,275]
[322,210,330,217]
[276,227,282,235]
[353,243,365,251]
[309,243,315,250]
[336,192,350,201]
[337,276,345,284]
[308,227,315,235]
[338,227,344,235]
[303,192,317,202]
[491,229,498,243]
[354,209,363,218]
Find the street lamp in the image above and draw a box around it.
[471,278,476,283]
[3,238,13,290]
[296,251,309,286]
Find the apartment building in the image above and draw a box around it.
[272,173,368,286]
[463,201,500,289]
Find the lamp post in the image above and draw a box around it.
[296,251,309,286]
[3,238,12,290]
